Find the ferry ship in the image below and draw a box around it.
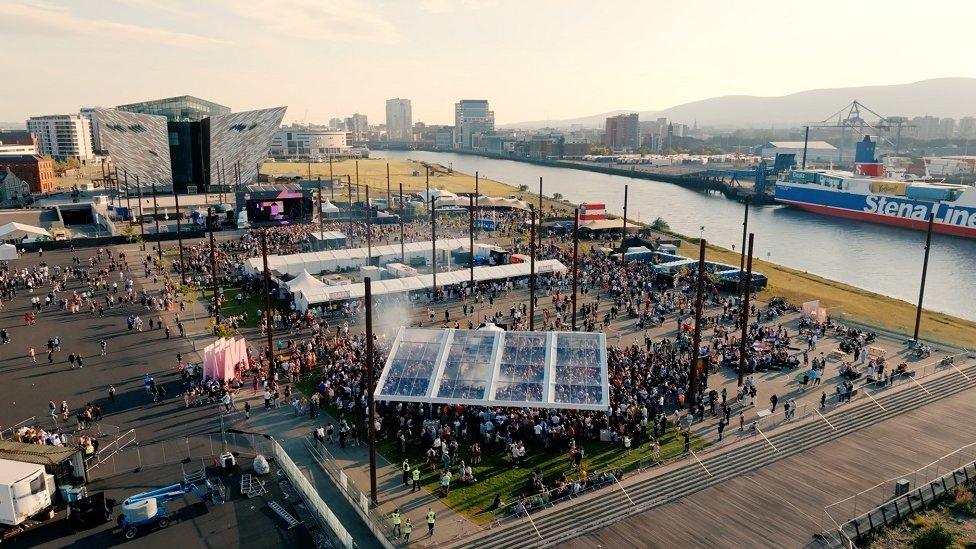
[773,137,976,238]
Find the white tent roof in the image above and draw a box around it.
[320,200,340,213]
[0,222,51,240]
[0,243,17,260]
[245,238,473,276]
[285,270,326,295]
[297,259,567,309]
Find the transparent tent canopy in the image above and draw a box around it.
[375,328,609,411]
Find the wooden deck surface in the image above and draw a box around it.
[561,385,976,549]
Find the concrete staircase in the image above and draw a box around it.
[458,362,976,549]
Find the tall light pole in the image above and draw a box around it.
[365,186,372,263]
[688,239,707,414]
[172,185,186,284]
[738,197,750,297]
[386,163,391,210]
[208,208,220,322]
[430,195,437,299]
[468,193,475,291]
[365,276,378,504]
[738,233,754,387]
[399,182,405,263]
[621,184,628,261]
[260,229,274,364]
[346,175,353,243]
[150,179,162,263]
[136,175,145,250]
[913,213,936,343]
[529,205,536,331]
[571,207,579,331]
[317,176,324,239]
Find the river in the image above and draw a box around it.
[374,150,976,322]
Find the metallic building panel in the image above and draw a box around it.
[92,108,172,188]
[209,107,287,187]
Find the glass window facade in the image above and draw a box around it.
[117,96,230,122]
[376,328,609,411]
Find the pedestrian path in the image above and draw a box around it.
[240,398,474,547]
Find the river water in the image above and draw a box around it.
[374,150,976,322]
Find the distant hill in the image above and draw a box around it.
[501,78,976,130]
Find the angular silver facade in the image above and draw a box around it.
[92,108,172,187]
[209,107,286,187]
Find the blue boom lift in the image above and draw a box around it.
[117,469,224,540]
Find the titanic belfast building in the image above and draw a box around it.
[93,96,285,193]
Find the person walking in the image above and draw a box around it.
[244,401,251,420]
[403,518,413,543]
[717,420,725,441]
[426,508,436,536]
[412,466,421,492]
[402,459,410,486]
[821,391,828,409]
[76,355,84,369]
[769,393,778,412]
[28,347,35,363]
[391,508,402,538]
[108,385,116,403]
[99,340,107,356]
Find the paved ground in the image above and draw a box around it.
[13,458,314,549]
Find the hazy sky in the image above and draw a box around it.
[3,0,975,125]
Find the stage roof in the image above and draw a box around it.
[374,327,609,411]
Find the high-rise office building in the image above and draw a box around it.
[344,114,369,141]
[385,98,412,141]
[26,114,94,161]
[604,113,640,151]
[454,100,494,149]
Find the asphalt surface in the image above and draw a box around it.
[0,245,215,443]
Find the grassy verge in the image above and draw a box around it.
[869,486,976,547]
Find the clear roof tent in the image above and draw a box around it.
[375,328,609,411]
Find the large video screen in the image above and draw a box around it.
[244,192,311,225]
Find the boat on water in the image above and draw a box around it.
[773,137,976,238]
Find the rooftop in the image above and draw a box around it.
[765,141,837,150]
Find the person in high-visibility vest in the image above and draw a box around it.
[412,466,421,492]
[426,508,435,536]
[403,518,413,542]
[391,507,402,538]
[402,459,410,486]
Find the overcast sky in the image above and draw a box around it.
[3,0,974,125]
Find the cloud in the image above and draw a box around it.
[221,0,401,44]
[419,0,498,14]
[0,1,228,48]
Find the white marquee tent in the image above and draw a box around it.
[293,259,567,312]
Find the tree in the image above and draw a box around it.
[552,193,563,201]
[52,157,80,176]
[517,184,529,192]
[652,217,671,232]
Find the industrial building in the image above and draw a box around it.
[270,125,348,159]
[604,113,640,151]
[758,141,841,164]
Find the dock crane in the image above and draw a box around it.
[800,101,915,168]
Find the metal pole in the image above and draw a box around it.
[136,175,145,250]
[123,170,132,215]
[366,186,372,263]
[365,277,378,504]
[347,175,353,242]
[738,233,754,387]
[173,186,186,284]
[572,207,579,331]
[261,230,274,364]
[355,160,360,203]
[386,163,391,210]
[399,183,405,263]
[431,196,437,298]
[329,156,335,201]
[150,179,162,262]
[318,176,324,239]
[688,239,707,414]
[913,213,935,342]
[209,209,220,321]
[425,165,430,237]
[801,126,810,170]
[474,171,479,239]
[469,193,475,291]
[529,205,536,331]
[738,196,750,296]
[621,184,628,260]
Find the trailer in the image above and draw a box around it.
[0,458,55,537]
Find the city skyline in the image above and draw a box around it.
[4,0,976,126]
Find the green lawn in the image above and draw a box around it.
[295,372,704,523]
[377,426,703,523]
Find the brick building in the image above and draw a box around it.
[0,155,55,194]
